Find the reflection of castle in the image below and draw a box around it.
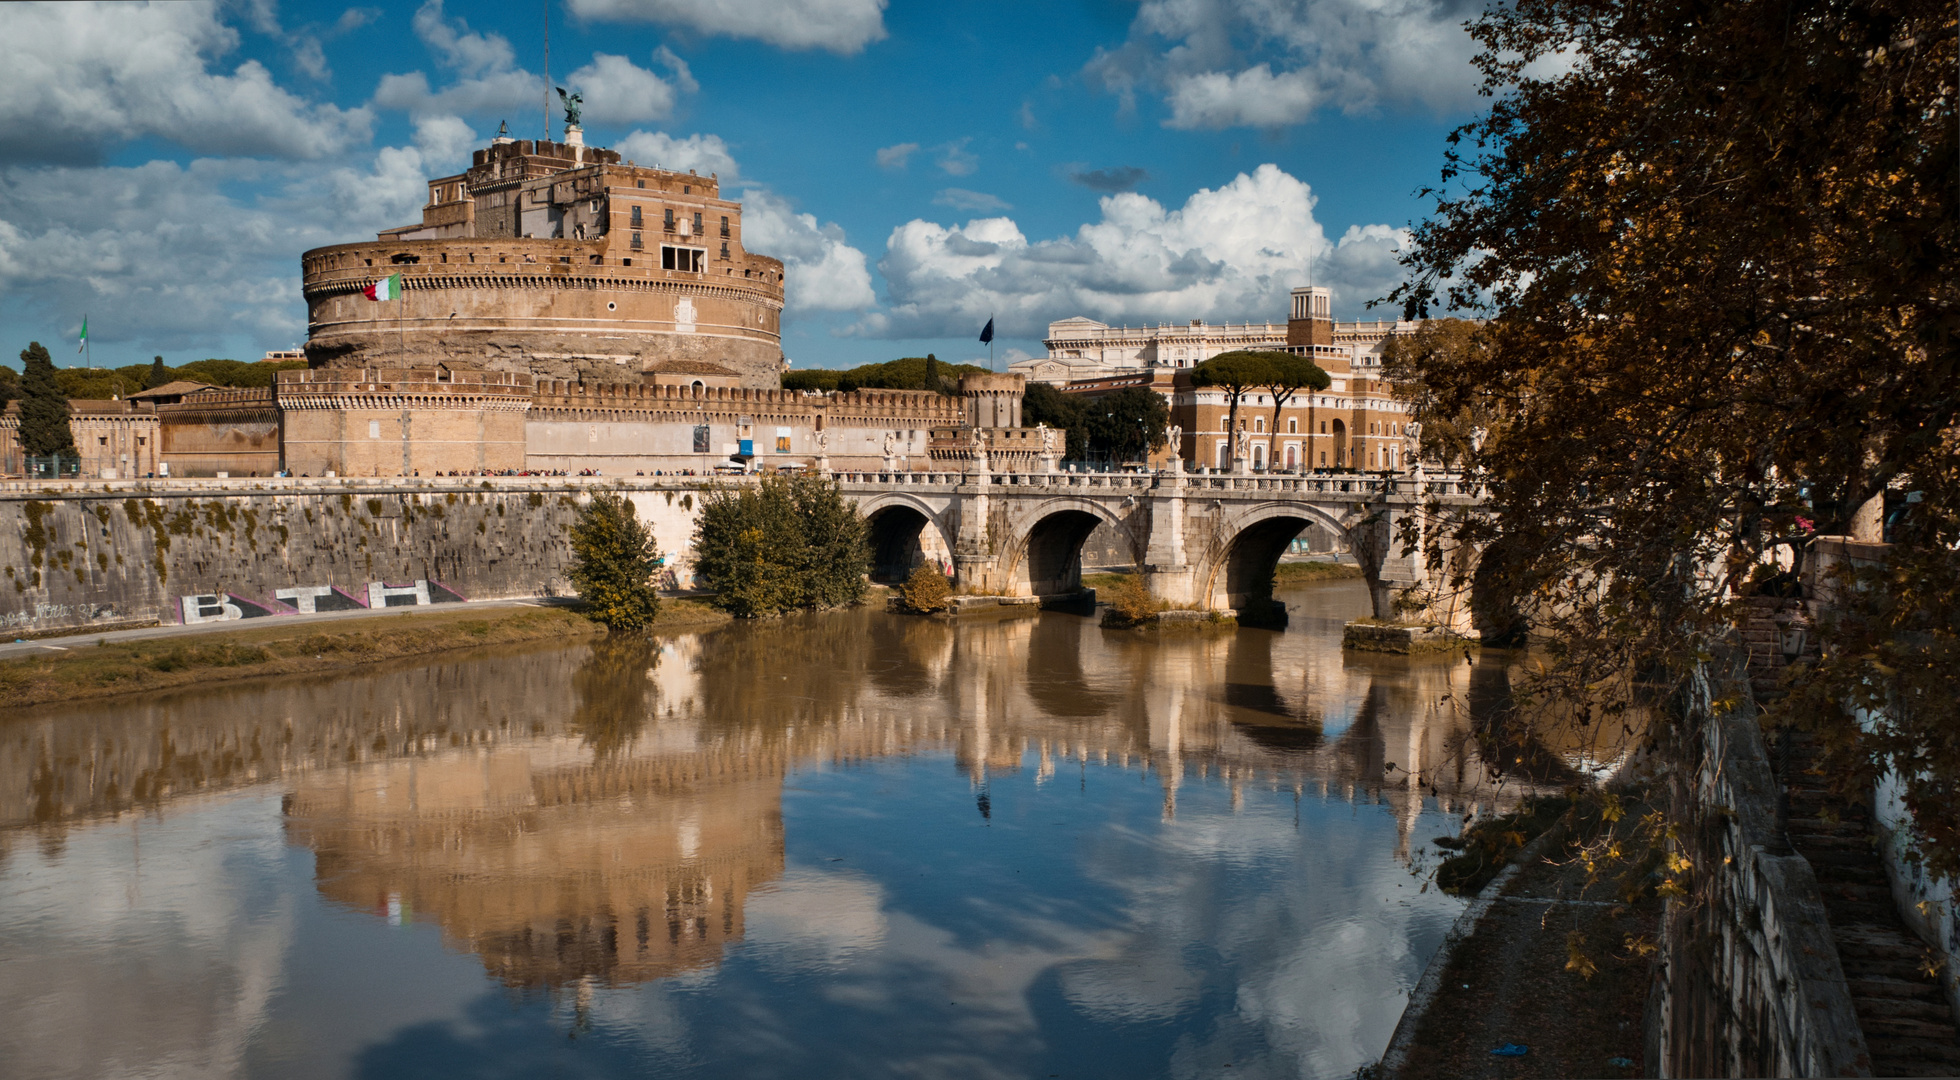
[6,600,1576,988]
[283,740,786,988]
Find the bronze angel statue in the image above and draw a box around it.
[555,87,582,128]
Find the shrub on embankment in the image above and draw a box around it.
[567,491,662,631]
[691,475,869,618]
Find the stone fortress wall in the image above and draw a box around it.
[302,134,786,387]
[0,477,718,636]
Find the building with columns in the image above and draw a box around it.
[1037,287,1421,472]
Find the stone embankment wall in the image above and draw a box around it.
[1649,676,1871,1078]
[0,477,715,636]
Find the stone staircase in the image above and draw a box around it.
[1775,730,1960,1077]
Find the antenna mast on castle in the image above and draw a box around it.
[541,0,551,141]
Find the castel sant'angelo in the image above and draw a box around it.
[301,124,787,387]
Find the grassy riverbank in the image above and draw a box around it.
[0,601,730,710]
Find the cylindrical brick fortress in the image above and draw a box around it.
[302,238,784,386]
[301,135,786,387]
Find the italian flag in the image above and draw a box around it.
[364,273,403,301]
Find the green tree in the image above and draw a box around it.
[1082,386,1171,462]
[782,357,989,393]
[1021,382,1088,460]
[17,343,76,458]
[1391,0,1958,869]
[1191,351,1288,470]
[1255,354,1331,455]
[566,491,663,631]
[147,356,168,389]
[0,362,17,405]
[692,475,870,617]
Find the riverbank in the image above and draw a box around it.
[1383,798,1661,1079]
[0,600,731,709]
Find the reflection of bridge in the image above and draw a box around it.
[833,468,1483,624]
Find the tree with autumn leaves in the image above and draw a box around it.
[1392,0,1957,871]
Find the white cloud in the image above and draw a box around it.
[936,140,978,177]
[0,138,455,357]
[0,2,371,163]
[1086,0,1484,128]
[411,0,514,76]
[933,188,1011,213]
[615,131,740,180]
[374,1,547,120]
[371,69,540,120]
[858,164,1408,339]
[1164,65,1324,129]
[566,52,689,126]
[566,0,889,55]
[874,142,919,170]
[411,115,478,171]
[739,188,876,312]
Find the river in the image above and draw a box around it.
[0,580,1527,1080]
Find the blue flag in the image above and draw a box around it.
[978,317,994,344]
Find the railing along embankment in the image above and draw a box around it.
[1649,666,1871,1077]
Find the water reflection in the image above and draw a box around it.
[0,581,1551,1079]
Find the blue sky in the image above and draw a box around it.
[0,0,1488,372]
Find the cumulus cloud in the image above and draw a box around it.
[739,187,876,312]
[0,2,371,164]
[566,51,692,126]
[373,1,545,120]
[0,159,343,353]
[874,142,919,170]
[857,164,1408,339]
[615,131,740,179]
[933,188,1011,213]
[411,115,478,171]
[1068,166,1148,193]
[1086,0,1484,128]
[565,0,889,55]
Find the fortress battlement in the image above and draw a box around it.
[302,134,787,387]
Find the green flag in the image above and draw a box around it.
[76,315,87,354]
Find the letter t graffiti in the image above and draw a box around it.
[275,586,335,614]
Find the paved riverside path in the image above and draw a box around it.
[0,596,572,662]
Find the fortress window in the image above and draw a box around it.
[631,232,643,250]
[630,206,642,227]
[664,208,675,230]
[720,242,730,260]
[693,212,703,233]
[720,216,730,237]
[636,179,644,188]
[662,246,705,272]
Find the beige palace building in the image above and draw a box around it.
[1022,287,1419,472]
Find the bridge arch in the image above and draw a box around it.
[998,497,1143,598]
[1199,501,1356,619]
[854,493,955,583]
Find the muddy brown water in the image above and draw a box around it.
[0,581,1542,1080]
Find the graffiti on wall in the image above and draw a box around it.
[178,580,471,624]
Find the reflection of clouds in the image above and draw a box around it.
[1064,792,1460,1078]
[0,795,293,1080]
[743,867,888,973]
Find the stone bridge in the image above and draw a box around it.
[829,467,1483,628]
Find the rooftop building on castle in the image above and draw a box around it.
[301,127,786,388]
